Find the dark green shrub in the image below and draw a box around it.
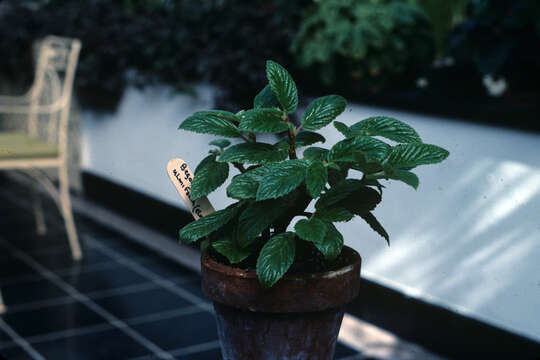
[0,0,305,111]
[291,0,435,92]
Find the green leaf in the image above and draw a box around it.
[383,143,449,169]
[256,232,296,288]
[336,186,381,215]
[219,143,287,165]
[329,136,390,163]
[237,200,283,247]
[305,162,328,198]
[208,139,231,149]
[303,147,329,162]
[254,84,280,109]
[315,179,363,210]
[315,207,354,222]
[179,205,240,243]
[316,222,343,260]
[295,218,327,245]
[266,60,298,114]
[212,235,252,264]
[387,169,419,190]
[238,108,288,133]
[256,160,309,201]
[179,110,241,138]
[327,163,349,186]
[226,166,268,200]
[360,212,389,246]
[295,131,326,147]
[333,121,352,138]
[302,95,347,131]
[349,116,421,143]
[191,155,229,200]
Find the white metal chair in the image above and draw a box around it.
[0,36,83,262]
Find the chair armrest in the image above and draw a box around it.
[0,101,64,114]
[0,94,31,105]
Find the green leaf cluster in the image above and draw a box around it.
[178,60,449,288]
[291,0,434,90]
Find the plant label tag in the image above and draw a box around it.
[166,158,215,220]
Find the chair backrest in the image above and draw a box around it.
[28,36,81,148]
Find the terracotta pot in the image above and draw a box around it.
[201,246,361,360]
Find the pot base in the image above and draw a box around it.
[213,302,345,360]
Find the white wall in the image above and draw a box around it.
[81,85,540,342]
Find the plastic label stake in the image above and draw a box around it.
[166,158,215,219]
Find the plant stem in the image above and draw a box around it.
[301,211,312,217]
[232,162,246,173]
[240,133,253,143]
[284,115,297,160]
[365,171,386,180]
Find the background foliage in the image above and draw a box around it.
[291,0,435,92]
[0,0,537,116]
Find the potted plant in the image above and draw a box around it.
[177,60,449,360]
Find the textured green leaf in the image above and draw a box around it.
[226,166,268,200]
[327,164,349,186]
[315,207,354,222]
[218,143,287,165]
[238,108,288,133]
[305,162,328,198]
[333,121,352,138]
[179,110,241,138]
[273,140,290,151]
[388,169,419,190]
[302,95,347,131]
[266,60,298,114]
[336,186,381,215]
[256,232,296,288]
[329,136,390,163]
[295,131,326,147]
[315,179,363,210]
[212,235,252,264]
[349,116,421,143]
[294,218,327,245]
[179,205,240,243]
[360,212,389,245]
[237,200,283,247]
[254,84,280,109]
[383,143,449,169]
[303,147,329,162]
[208,139,231,149]
[191,155,229,200]
[256,160,309,201]
[316,222,343,260]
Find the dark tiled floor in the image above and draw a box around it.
[0,178,364,359]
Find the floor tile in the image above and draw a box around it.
[0,346,33,360]
[93,287,193,320]
[33,247,112,272]
[33,328,149,360]
[131,312,218,351]
[175,279,205,300]
[2,302,106,338]
[0,258,37,283]
[137,258,196,279]
[176,347,222,360]
[1,277,67,305]
[60,264,148,294]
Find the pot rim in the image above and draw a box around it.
[201,245,361,281]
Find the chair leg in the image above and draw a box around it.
[0,288,6,314]
[58,165,82,260]
[32,182,47,236]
